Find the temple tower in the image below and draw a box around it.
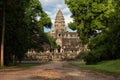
[53,9,66,33]
[48,9,81,53]
[52,10,66,51]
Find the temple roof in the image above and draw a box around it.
[56,9,63,17]
[53,9,66,32]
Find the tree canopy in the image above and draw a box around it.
[66,0,120,64]
[0,0,53,65]
[65,0,114,44]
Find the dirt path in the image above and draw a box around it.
[0,61,119,80]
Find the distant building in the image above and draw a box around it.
[26,10,82,61]
[48,10,82,54]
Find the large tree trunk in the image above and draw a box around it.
[0,43,1,66]
[0,1,5,66]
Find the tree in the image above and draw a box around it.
[65,0,120,64]
[0,1,2,53]
[87,0,120,62]
[107,0,120,59]
[2,0,52,65]
[0,0,5,66]
[65,0,114,44]
[24,0,52,51]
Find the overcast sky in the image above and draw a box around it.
[40,0,74,32]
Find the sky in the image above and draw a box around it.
[40,0,75,32]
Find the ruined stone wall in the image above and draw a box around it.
[26,51,78,62]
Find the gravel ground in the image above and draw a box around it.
[0,61,120,80]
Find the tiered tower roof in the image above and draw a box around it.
[54,9,66,32]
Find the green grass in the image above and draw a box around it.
[0,66,16,69]
[0,63,40,69]
[67,59,120,74]
[17,63,40,68]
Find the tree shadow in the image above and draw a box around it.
[30,76,62,80]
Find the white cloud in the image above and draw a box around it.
[64,14,73,27]
[44,0,49,3]
[40,0,63,5]
[62,7,70,14]
[65,16,73,24]
[45,11,52,15]
[57,4,63,9]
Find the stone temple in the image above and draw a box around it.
[26,10,82,61]
[48,10,82,54]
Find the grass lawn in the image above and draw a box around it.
[0,63,40,69]
[67,59,120,75]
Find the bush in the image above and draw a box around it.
[76,51,98,64]
[76,44,110,65]
[84,51,100,65]
[76,51,88,60]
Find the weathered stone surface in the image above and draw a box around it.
[26,10,83,62]
[48,10,82,53]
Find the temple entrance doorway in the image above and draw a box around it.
[58,45,61,53]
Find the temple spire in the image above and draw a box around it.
[54,9,66,32]
[56,9,63,17]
